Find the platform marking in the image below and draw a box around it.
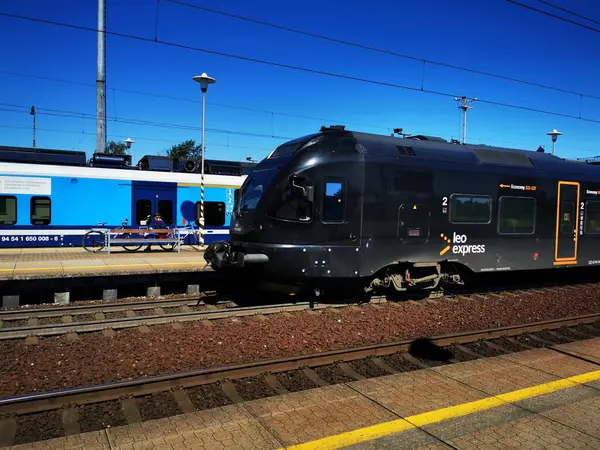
[0,262,205,272]
[283,368,600,449]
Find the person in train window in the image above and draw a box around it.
[144,213,167,252]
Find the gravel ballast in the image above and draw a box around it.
[1,285,600,398]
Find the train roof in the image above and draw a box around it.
[0,145,256,177]
[0,160,246,186]
[284,126,600,178]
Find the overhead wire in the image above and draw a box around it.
[505,0,600,33]
[0,102,295,141]
[1,9,600,129]
[531,0,600,26]
[167,0,600,101]
[0,123,275,153]
[0,70,389,132]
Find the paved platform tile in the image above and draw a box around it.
[500,347,600,379]
[432,353,558,395]
[445,413,600,449]
[9,430,110,450]
[542,394,600,438]
[106,404,280,450]
[349,369,488,417]
[244,383,396,447]
[554,337,600,364]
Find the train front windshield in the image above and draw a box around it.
[239,168,278,212]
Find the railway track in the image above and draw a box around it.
[2,312,599,419]
[1,280,597,340]
[0,296,370,340]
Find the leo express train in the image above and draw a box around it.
[204,125,600,293]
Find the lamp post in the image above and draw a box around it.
[192,72,216,247]
[30,106,36,148]
[122,137,135,152]
[546,129,563,156]
[453,96,477,144]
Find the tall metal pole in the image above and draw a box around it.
[193,72,215,247]
[454,96,477,144]
[462,107,467,144]
[199,89,206,247]
[30,106,36,148]
[552,140,556,156]
[96,0,107,154]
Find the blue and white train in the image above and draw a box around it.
[0,145,255,248]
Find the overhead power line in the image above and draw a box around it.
[0,123,275,153]
[505,0,600,33]
[0,70,388,132]
[1,10,600,127]
[531,0,600,26]
[0,102,295,140]
[167,0,600,101]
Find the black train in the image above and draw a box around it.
[205,125,600,295]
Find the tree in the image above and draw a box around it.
[167,140,203,161]
[105,140,127,155]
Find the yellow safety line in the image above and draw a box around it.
[284,369,600,449]
[0,262,205,272]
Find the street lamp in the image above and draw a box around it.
[192,72,216,247]
[122,137,135,152]
[546,129,563,156]
[453,96,477,144]
[30,106,36,148]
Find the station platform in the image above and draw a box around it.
[7,337,600,449]
[0,247,208,281]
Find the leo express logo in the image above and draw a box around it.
[440,233,486,256]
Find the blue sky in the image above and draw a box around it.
[1,0,600,163]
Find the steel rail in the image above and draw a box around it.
[0,300,355,340]
[2,311,598,416]
[0,297,228,321]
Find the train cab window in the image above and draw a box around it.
[585,201,600,234]
[158,200,173,226]
[0,196,17,225]
[449,194,491,224]
[322,180,345,223]
[30,197,51,225]
[498,196,535,234]
[136,200,152,225]
[196,201,225,226]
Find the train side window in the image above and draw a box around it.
[498,196,535,234]
[449,194,491,224]
[30,196,51,225]
[158,200,173,226]
[136,200,152,225]
[322,180,345,223]
[196,201,225,226]
[0,196,17,225]
[585,201,600,234]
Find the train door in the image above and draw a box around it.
[398,203,430,243]
[555,181,580,263]
[132,181,177,226]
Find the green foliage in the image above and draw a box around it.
[167,139,203,161]
[105,140,127,155]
